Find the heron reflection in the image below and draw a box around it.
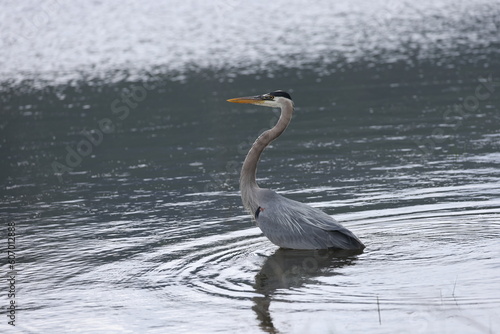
[252,248,362,333]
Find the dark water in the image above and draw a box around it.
[2,1,500,333]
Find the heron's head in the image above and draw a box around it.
[227,90,292,108]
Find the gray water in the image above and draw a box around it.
[1,1,500,333]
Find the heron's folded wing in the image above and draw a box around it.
[257,190,364,250]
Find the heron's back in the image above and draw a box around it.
[255,189,365,250]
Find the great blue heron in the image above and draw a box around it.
[227,90,365,250]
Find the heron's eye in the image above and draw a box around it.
[263,94,274,100]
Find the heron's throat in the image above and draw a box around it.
[239,100,294,213]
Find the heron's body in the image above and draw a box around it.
[254,188,364,249]
[227,90,365,250]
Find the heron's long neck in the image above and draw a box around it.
[240,100,294,210]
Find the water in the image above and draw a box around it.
[1,0,500,333]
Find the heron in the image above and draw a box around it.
[227,90,365,250]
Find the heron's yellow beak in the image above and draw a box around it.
[226,96,265,105]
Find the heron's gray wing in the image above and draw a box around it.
[255,189,364,250]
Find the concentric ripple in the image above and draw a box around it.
[154,228,269,300]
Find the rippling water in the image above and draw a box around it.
[2,0,500,85]
[1,0,500,333]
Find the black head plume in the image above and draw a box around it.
[269,90,292,100]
